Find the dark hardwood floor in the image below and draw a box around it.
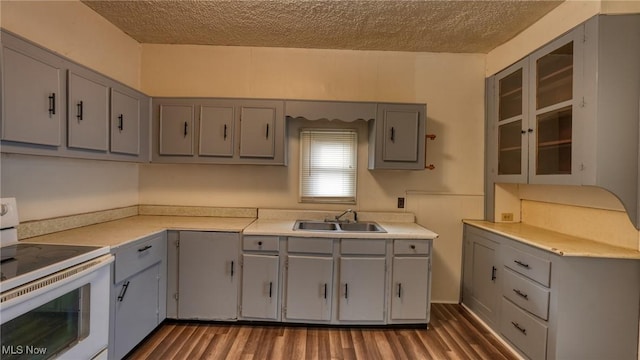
[126,303,517,360]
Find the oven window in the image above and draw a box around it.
[1,284,90,359]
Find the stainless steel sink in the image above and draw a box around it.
[293,220,386,233]
[294,221,339,231]
[338,222,385,232]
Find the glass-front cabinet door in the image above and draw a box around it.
[494,59,528,183]
[528,29,582,184]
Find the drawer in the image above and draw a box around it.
[341,239,386,255]
[288,237,333,254]
[114,233,165,283]
[500,298,548,360]
[243,235,279,252]
[393,239,430,255]
[503,246,551,287]
[503,268,550,320]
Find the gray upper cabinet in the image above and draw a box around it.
[369,103,426,170]
[239,103,276,158]
[159,104,194,156]
[490,27,582,186]
[199,104,234,157]
[1,40,62,147]
[152,98,286,165]
[67,70,109,151]
[111,88,141,155]
[487,14,640,228]
[1,30,150,162]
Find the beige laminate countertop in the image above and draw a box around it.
[243,219,439,239]
[464,220,640,260]
[21,215,257,249]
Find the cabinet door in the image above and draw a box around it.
[1,46,61,146]
[67,71,109,151]
[114,263,160,360]
[338,257,385,321]
[528,28,582,185]
[178,232,239,320]
[391,257,429,320]
[110,89,140,155]
[462,228,500,326]
[382,108,420,162]
[239,105,276,158]
[199,105,234,157]
[493,59,529,183]
[159,104,194,156]
[285,255,333,321]
[370,103,426,170]
[241,254,279,320]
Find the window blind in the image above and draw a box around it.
[300,129,357,203]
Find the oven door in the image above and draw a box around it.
[1,254,113,360]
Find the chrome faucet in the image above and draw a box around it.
[334,209,358,223]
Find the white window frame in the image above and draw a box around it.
[299,129,357,204]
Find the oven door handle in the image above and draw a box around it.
[117,281,130,302]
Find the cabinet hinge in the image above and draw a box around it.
[174,292,179,300]
[580,163,585,171]
[176,239,180,248]
[580,97,586,108]
[285,260,288,270]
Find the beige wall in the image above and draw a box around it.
[140,45,486,302]
[0,0,141,89]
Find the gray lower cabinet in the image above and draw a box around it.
[462,224,640,360]
[284,237,335,322]
[67,70,109,151]
[110,233,166,360]
[1,36,63,146]
[338,239,387,322]
[462,225,500,327]
[240,253,280,320]
[390,239,432,323]
[177,231,239,320]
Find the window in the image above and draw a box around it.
[300,129,357,203]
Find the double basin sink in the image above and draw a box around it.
[293,220,386,233]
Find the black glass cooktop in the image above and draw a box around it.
[0,243,102,282]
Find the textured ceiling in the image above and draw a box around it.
[82,0,564,53]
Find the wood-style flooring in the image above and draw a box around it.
[126,303,517,360]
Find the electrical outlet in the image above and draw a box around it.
[397,197,405,209]
[501,213,514,221]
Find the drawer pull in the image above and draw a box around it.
[513,288,529,300]
[324,283,328,299]
[117,281,130,302]
[514,260,530,269]
[48,93,56,115]
[491,266,497,281]
[397,283,402,298]
[230,261,235,277]
[345,283,349,299]
[511,321,527,335]
[410,245,416,250]
[269,281,273,298]
[258,241,263,247]
[138,245,152,252]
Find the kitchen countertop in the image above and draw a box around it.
[464,220,640,259]
[21,215,256,248]
[243,219,438,239]
[20,213,438,249]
